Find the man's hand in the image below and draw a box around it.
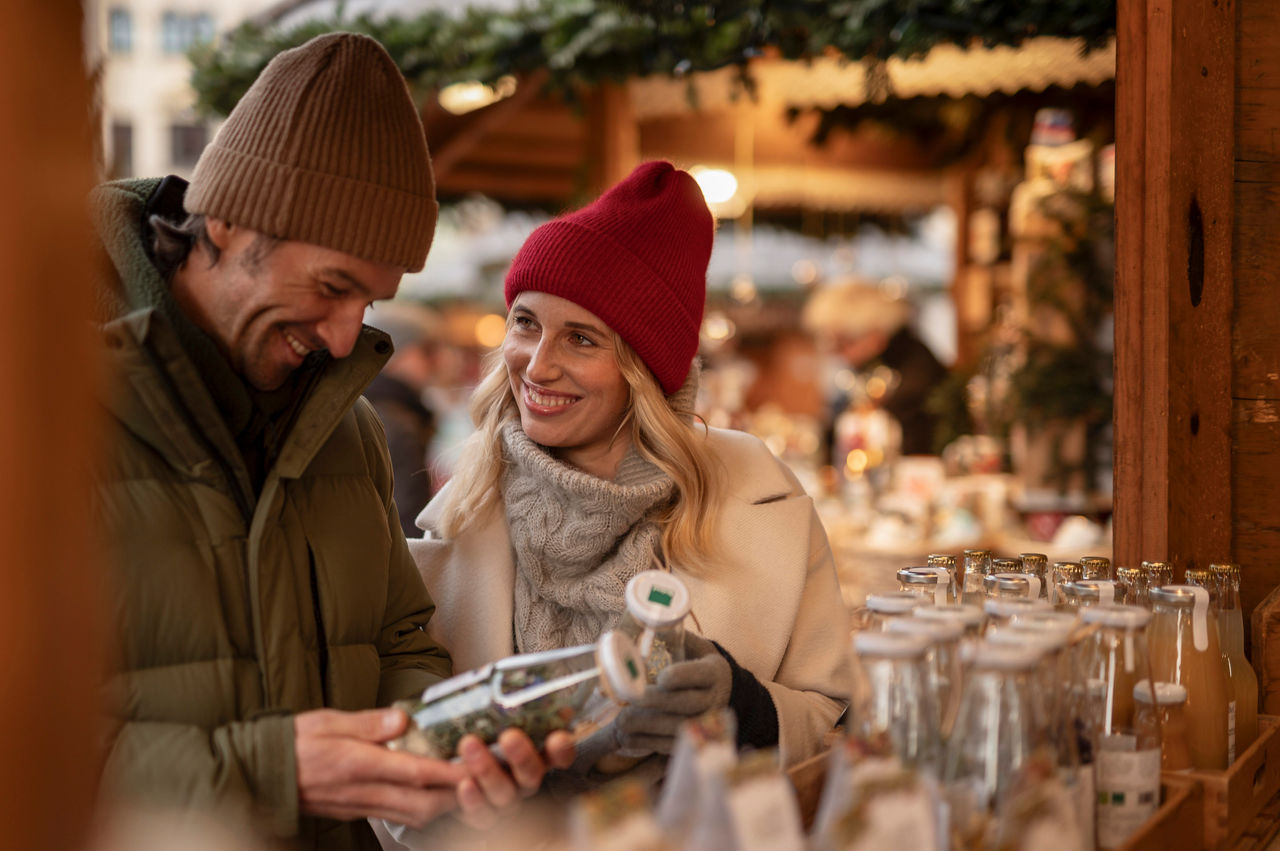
[295,708,465,829]
[452,729,576,830]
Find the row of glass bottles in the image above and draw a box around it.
[891,550,1115,610]
[845,571,1266,851]
[891,555,1260,767]
[849,600,1129,848]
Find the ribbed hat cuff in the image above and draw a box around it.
[187,144,437,271]
[505,220,700,394]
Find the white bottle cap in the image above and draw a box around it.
[987,624,1068,651]
[915,603,985,628]
[886,616,965,643]
[853,631,931,659]
[1133,679,1188,705]
[865,591,926,614]
[968,642,1043,671]
[624,570,691,628]
[983,597,1051,618]
[1006,610,1079,637]
[596,630,648,703]
[1080,603,1152,630]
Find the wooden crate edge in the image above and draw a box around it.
[1118,773,1205,851]
[1185,714,1280,850]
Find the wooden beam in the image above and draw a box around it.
[588,83,640,195]
[431,69,551,183]
[1113,0,1235,572]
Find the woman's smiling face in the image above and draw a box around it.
[503,291,632,479]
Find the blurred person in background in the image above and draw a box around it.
[803,279,950,456]
[90,32,569,850]
[365,301,443,537]
[410,161,851,787]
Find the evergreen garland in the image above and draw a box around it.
[190,0,1115,117]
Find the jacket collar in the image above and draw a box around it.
[94,177,393,494]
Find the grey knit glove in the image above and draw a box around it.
[614,633,732,755]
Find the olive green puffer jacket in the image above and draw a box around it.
[92,178,452,849]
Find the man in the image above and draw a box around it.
[802,279,950,456]
[363,302,443,538]
[91,32,569,849]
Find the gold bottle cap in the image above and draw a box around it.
[1019,552,1048,566]
[1081,556,1111,578]
[992,557,1024,573]
[1183,567,1212,585]
[1116,566,1142,581]
[927,553,957,568]
[1208,563,1241,576]
[1053,561,1084,581]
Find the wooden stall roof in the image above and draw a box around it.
[421,37,1114,211]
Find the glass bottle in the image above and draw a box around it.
[615,570,689,682]
[1210,563,1260,761]
[1115,566,1143,606]
[1077,605,1161,850]
[992,556,1024,576]
[390,631,646,759]
[864,591,926,630]
[1061,580,1118,610]
[1048,562,1079,607]
[984,596,1050,629]
[1081,555,1112,581]
[849,631,941,771]
[961,549,992,605]
[897,566,948,607]
[1133,680,1192,772]
[1147,585,1230,770]
[1140,561,1173,606]
[942,643,1045,849]
[984,573,1038,600]
[993,558,1041,598]
[987,621,1092,841]
[887,615,966,738]
[1050,562,1084,607]
[915,603,986,639]
[1020,552,1050,600]
[927,553,959,604]
[1183,566,1213,599]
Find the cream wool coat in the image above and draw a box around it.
[408,426,852,765]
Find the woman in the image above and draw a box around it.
[409,161,850,768]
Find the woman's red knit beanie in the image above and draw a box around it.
[504,161,713,395]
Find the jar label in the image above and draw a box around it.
[1095,747,1161,849]
[812,755,943,851]
[725,774,807,851]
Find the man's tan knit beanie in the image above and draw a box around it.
[185,32,436,272]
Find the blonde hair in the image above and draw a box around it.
[435,327,724,571]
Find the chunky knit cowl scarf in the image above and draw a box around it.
[501,421,675,653]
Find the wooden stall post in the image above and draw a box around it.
[0,1,106,848]
[1113,0,1235,576]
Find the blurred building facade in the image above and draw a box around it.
[85,0,276,179]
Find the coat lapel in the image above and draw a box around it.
[409,498,516,673]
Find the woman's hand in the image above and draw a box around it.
[613,634,732,754]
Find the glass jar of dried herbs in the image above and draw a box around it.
[388,630,646,760]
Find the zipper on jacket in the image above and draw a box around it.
[307,548,330,703]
